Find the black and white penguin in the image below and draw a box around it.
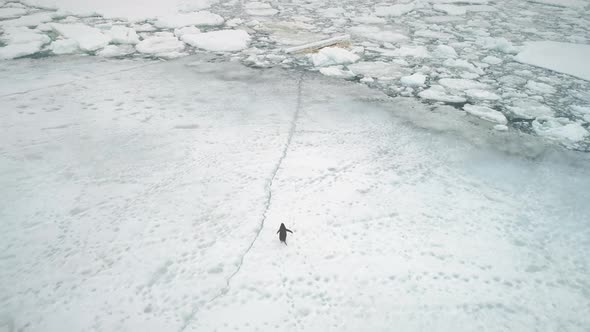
[277,223,293,245]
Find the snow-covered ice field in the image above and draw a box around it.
[1,0,590,331]
[2,56,590,332]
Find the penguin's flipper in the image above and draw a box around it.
[286,229,293,233]
[277,229,280,234]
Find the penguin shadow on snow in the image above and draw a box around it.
[277,223,293,246]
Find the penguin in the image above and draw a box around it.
[277,223,293,245]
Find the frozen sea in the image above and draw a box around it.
[1,0,590,331]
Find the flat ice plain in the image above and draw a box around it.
[2,0,590,330]
[1,56,590,332]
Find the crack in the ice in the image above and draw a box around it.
[178,72,304,332]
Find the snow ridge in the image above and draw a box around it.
[178,72,305,332]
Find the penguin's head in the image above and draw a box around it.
[280,223,285,228]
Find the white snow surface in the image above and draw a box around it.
[433,4,467,15]
[532,117,589,147]
[3,57,589,332]
[400,73,427,87]
[22,0,220,21]
[463,104,507,124]
[515,41,590,81]
[182,29,250,52]
[418,84,467,103]
[434,44,458,58]
[375,3,416,17]
[310,47,359,67]
[154,11,224,29]
[49,23,111,51]
[0,12,53,27]
[0,40,45,59]
[0,7,27,19]
[97,44,135,57]
[48,38,79,54]
[439,78,491,91]
[507,99,555,119]
[106,25,140,44]
[245,2,279,16]
[135,33,185,55]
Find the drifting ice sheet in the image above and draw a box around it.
[311,47,359,67]
[49,23,111,51]
[515,41,590,81]
[182,29,251,51]
[154,11,224,28]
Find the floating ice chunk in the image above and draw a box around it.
[439,78,491,91]
[174,26,201,38]
[527,0,587,8]
[499,75,527,86]
[460,72,480,80]
[182,29,250,51]
[482,55,502,65]
[443,59,484,74]
[36,23,53,32]
[390,45,430,58]
[433,4,467,15]
[525,80,556,94]
[494,124,508,131]
[434,44,457,58]
[463,104,507,124]
[418,85,467,103]
[424,16,465,23]
[514,41,590,81]
[0,26,50,59]
[375,3,416,17]
[0,12,53,27]
[134,23,156,32]
[431,0,489,3]
[348,61,407,79]
[414,29,453,40]
[245,2,278,16]
[49,39,79,54]
[532,117,589,147]
[349,26,408,43]
[97,44,135,57]
[465,89,500,100]
[0,8,27,19]
[50,23,111,52]
[351,16,386,24]
[507,99,554,119]
[154,11,224,29]
[106,26,139,44]
[571,105,590,122]
[310,47,359,67]
[136,34,185,54]
[463,5,497,12]
[477,37,518,54]
[284,35,350,54]
[0,26,50,45]
[401,73,427,87]
[319,66,355,78]
[0,40,45,59]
